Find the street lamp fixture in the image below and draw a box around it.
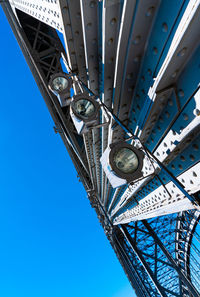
[101,142,145,188]
[70,94,99,134]
[48,72,72,106]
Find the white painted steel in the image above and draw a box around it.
[9,0,63,31]
[114,162,200,224]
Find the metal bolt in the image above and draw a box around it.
[133,56,140,63]
[153,47,158,55]
[133,35,141,45]
[162,23,168,32]
[110,18,117,25]
[146,6,154,17]
[177,47,187,57]
[178,89,184,97]
[90,1,96,7]
[107,38,113,45]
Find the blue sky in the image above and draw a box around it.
[0,6,136,297]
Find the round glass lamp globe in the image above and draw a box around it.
[73,99,95,119]
[113,148,139,174]
[52,76,69,92]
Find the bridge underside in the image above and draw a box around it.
[2,0,200,296]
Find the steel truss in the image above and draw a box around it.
[2,4,92,191]
[89,186,200,296]
[111,210,200,297]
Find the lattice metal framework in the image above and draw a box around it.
[1,0,200,296]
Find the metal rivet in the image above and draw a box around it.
[76,12,81,18]
[177,47,187,57]
[133,56,140,63]
[110,18,117,25]
[87,22,92,28]
[108,57,114,64]
[148,69,152,75]
[146,6,154,17]
[171,70,178,78]
[189,154,195,161]
[178,90,184,97]
[90,1,96,7]
[162,23,168,32]
[153,47,158,55]
[180,155,185,161]
[133,35,141,45]
[107,38,113,45]
[63,6,68,13]
[165,111,170,118]
[192,144,199,151]
[183,113,188,121]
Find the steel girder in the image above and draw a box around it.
[51,0,200,224]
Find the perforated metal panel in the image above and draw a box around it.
[10,0,63,31]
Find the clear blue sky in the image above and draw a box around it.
[0,6,136,297]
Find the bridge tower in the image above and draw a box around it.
[1,1,200,296]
